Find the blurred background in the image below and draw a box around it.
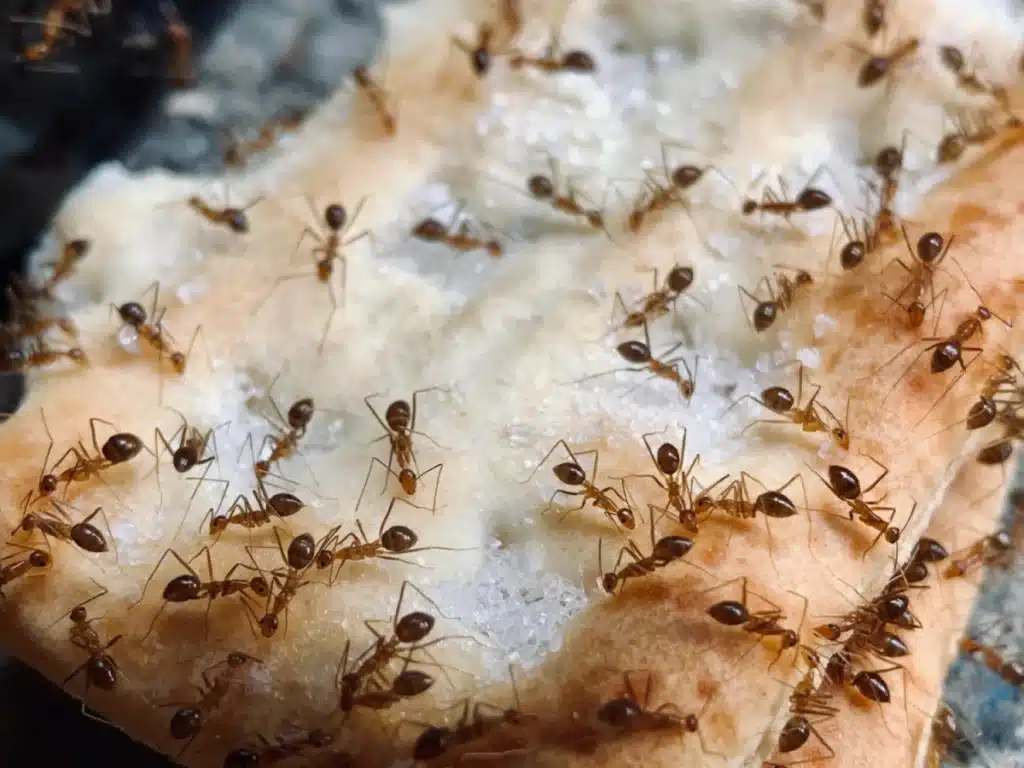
[0,1,1021,766]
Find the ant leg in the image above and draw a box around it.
[416,462,444,513]
[355,456,403,512]
[551,489,588,521]
[520,438,577,484]
[87,417,118,457]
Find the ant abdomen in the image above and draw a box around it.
[553,461,586,486]
[617,341,651,364]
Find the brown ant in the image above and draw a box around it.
[737,169,832,221]
[853,36,921,88]
[113,282,204,375]
[701,577,807,668]
[593,671,720,759]
[223,109,306,168]
[626,145,717,234]
[738,267,814,332]
[10,0,95,69]
[38,232,89,299]
[411,201,502,259]
[245,528,324,638]
[611,264,697,330]
[202,474,305,537]
[248,374,317,481]
[353,64,397,136]
[597,503,695,595]
[0,335,88,372]
[62,587,123,703]
[508,26,595,75]
[881,224,954,329]
[451,0,522,77]
[862,0,887,37]
[807,456,913,554]
[575,319,698,400]
[765,656,837,767]
[160,1,196,88]
[14,499,112,557]
[521,439,636,530]
[936,109,1008,164]
[185,191,262,234]
[0,546,52,598]
[870,139,904,237]
[223,728,335,767]
[523,156,610,235]
[358,388,446,512]
[259,196,369,351]
[313,496,469,584]
[943,529,1012,578]
[32,416,146,499]
[724,363,850,449]
[959,634,1024,689]
[150,410,227,515]
[938,45,1009,109]
[131,546,271,639]
[163,651,262,758]
[617,428,702,533]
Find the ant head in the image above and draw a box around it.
[977,306,993,320]
[210,514,229,534]
[831,426,850,450]
[937,133,966,164]
[227,651,255,668]
[666,265,694,293]
[858,57,889,87]
[413,217,447,242]
[527,174,555,200]
[259,614,279,637]
[67,347,88,366]
[255,459,270,476]
[395,610,434,643]
[781,629,799,649]
[324,203,347,231]
[752,301,778,332]
[66,239,90,259]
[315,549,334,570]
[884,527,901,544]
[118,301,147,327]
[398,468,417,495]
[586,210,604,228]
[683,713,699,733]
[225,208,249,234]
[69,605,88,624]
[563,49,596,72]
[874,145,902,177]
[552,461,585,486]
[250,576,270,597]
[169,352,186,374]
[472,47,492,76]
[907,301,927,328]
[172,448,194,473]
[287,398,315,430]
[381,524,418,553]
[486,240,502,258]
[938,45,965,74]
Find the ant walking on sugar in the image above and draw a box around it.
[184,189,263,234]
[738,267,814,333]
[411,200,503,259]
[625,143,721,236]
[508,23,596,75]
[880,223,954,330]
[851,34,920,88]
[732,167,833,225]
[611,264,699,331]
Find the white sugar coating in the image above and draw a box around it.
[4,0,1024,764]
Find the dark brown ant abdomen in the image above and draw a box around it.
[381,525,418,552]
[267,492,304,518]
[396,611,435,643]
[753,302,778,332]
[707,600,748,626]
[563,50,596,72]
[617,341,652,364]
[553,461,586,485]
[796,188,832,210]
[778,715,811,752]
[102,433,144,464]
[755,491,798,518]
[966,397,997,430]
[852,671,890,702]
[978,440,1013,465]
[170,707,203,740]
[596,697,642,728]
[286,533,316,569]
[827,465,861,499]
[71,521,108,553]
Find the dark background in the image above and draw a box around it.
[0,0,381,764]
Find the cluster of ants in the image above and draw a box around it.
[5,0,1024,765]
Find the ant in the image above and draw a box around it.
[223,109,306,168]
[160,0,196,88]
[576,320,698,400]
[37,233,89,299]
[738,267,814,332]
[853,36,920,88]
[942,529,1012,579]
[259,196,369,351]
[617,428,702,533]
[699,472,805,557]
[113,282,204,375]
[521,439,636,530]
[223,728,335,768]
[151,410,226,514]
[358,388,446,512]
[737,170,832,221]
[131,546,270,639]
[163,651,262,758]
[593,671,720,759]
[450,1,521,77]
[597,503,695,595]
[62,587,123,703]
[523,157,610,235]
[313,496,468,584]
[353,64,397,136]
[33,417,146,499]
[702,577,807,666]
[249,374,317,480]
[807,456,912,555]
[626,146,716,235]
[10,0,96,69]
[14,499,112,557]
[765,655,837,767]
[724,363,850,450]
[411,201,502,259]
[870,140,904,237]
[938,45,1009,109]
[960,633,1024,688]
[835,212,883,271]
[0,335,87,372]
[0,546,52,598]
[185,191,262,234]
[508,26,595,75]
[611,264,697,331]
[245,528,324,638]
[862,0,887,37]
[936,109,1011,164]
[202,474,305,537]
[881,224,954,329]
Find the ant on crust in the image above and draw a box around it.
[353,62,397,136]
[611,264,698,331]
[738,267,814,333]
[881,223,954,329]
[853,36,920,88]
[114,281,205,375]
[735,168,832,222]
[597,506,695,595]
[411,201,502,259]
[508,26,596,75]
[185,191,262,234]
